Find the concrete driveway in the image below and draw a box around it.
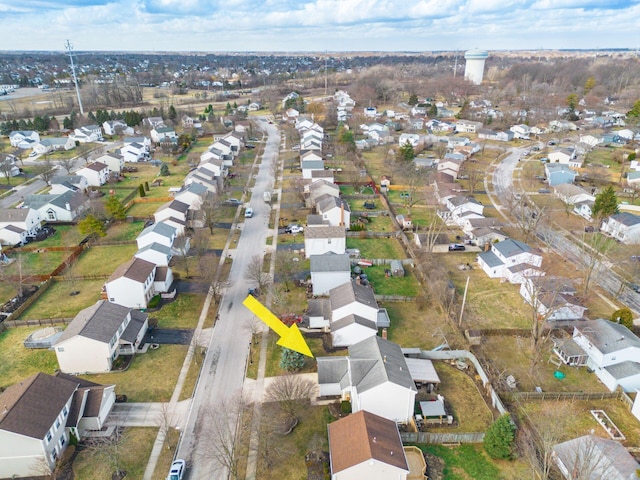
[106,400,191,428]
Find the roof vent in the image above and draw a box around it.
[373,436,377,443]
[390,451,394,456]
[383,356,387,363]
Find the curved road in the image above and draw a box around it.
[491,145,640,313]
[176,120,279,479]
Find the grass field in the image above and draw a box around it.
[365,264,421,296]
[152,293,206,329]
[2,249,70,276]
[17,279,104,320]
[0,326,58,390]
[346,237,406,259]
[33,225,86,247]
[70,244,137,277]
[103,220,146,242]
[73,428,157,480]
[126,200,165,218]
[81,344,188,402]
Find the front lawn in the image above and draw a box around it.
[17,279,104,320]
[80,344,188,402]
[73,427,157,480]
[152,293,206,329]
[0,326,59,390]
[346,237,406,259]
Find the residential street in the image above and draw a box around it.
[491,146,640,314]
[175,119,279,479]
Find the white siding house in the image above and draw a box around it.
[105,258,157,309]
[310,253,351,296]
[600,212,640,244]
[304,226,346,258]
[477,238,543,283]
[76,162,109,186]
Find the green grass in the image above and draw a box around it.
[416,444,502,480]
[80,344,188,402]
[339,185,374,195]
[73,427,157,480]
[70,245,137,277]
[2,250,69,276]
[17,279,104,320]
[0,281,18,305]
[346,237,406,259]
[100,186,137,201]
[365,265,421,296]
[152,293,206,329]
[125,200,164,217]
[103,220,146,242]
[0,326,59,390]
[32,225,86,247]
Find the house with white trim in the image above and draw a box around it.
[94,153,125,174]
[304,226,346,258]
[9,130,40,148]
[105,258,157,309]
[316,196,350,227]
[477,238,543,283]
[50,175,88,195]
[600,212,640,244]
[519,277,586,321]
[0,208,42,246]
[103,120,133,136]
[23,190,88,223]
[76,162,109,186]
[329,280,380,348]
[310,253,351,296]
[54,301,149,373]
[136,221,177,250]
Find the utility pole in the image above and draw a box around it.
[65,40,84,115]
[453,50,458,78]
[458,276,470,327]
[324,51,328,96]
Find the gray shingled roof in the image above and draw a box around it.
[305,225,345,239]
[332,313,377,332]
[605,361,640,380]
[348,336,416,393]
[108,257,155,283]
[310,253,350,273]
[120,310,148,343]
[0,208,30,223]
[478,250,503,268]
[317,195,350,213]
[138,221,177,240]
[493,238,533,258]
[135,242,172,258]
[56,301,138,344]
[317,357,349,385]
[610,212,640,226]
[575,319,640,354]
[330,280,378,311]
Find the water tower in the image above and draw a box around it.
[464,49,488,85]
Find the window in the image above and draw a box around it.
[62,406,68,417]
[46,431,52,443]
[55,419,60,429]
[60,436,66,447]
[47,209,56,221]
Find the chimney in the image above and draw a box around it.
[340,201,344,227]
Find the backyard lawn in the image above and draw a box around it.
[70,244,137,277]
[81,344,188,402]
[102,220,146,242]
[2,249,70,276]
[31,225,86,248]
[0,326,58,389]
[365,264,421,296]
[346,237,406,259]
[17,279,104,320]
[126,200,166,218]
[73,427,157,480]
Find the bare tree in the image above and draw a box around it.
[0,155,15,185]
[465,168,485,195]
[551,434,618,480]
[173,233,191,277]
[156,403,178,451]
[201,191,220,234]
[264,374,316,422]
[198,395,252,479]
[505,192,546,243]
[58,156,78,174]
[33,156,56,186]
[244,254,269,293]
[274,250,301,292]
[417,188,447,253]
[578,232,615,295]
[83,427,128,479]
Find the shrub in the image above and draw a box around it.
[483,414,516,460]
[340,400,352,415]
[611,307,634,330]
[138,184,146,197]
[147,294,161,309]
[280,348,305,372]
[144,181,149,191]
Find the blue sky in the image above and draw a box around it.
[0,0,639,52]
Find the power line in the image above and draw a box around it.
[65,40,84,115]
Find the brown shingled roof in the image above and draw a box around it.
[108,257,155,283]
[328,410,409,474]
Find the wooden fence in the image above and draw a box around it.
[476,328,532,337]
[346,231,400,238]
[5,279,53,320]
[2,318,72,329]
[375,295,417,302]
[502,391,622,402]
[401,432,485,444]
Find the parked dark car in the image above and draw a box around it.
[223,198,242,206]
[584,226,595,233]
[626,282,640,293]
[448,244,466,251]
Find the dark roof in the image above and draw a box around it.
[448,195,482,207]
[574,319,640,354]
[328,410,408,474]
[493,238,534,258]
[120,310,148,343]
[332,313,377,332]
[306,298,331,319]
[0,373,78,439]
[108,257,156,283]
[138,221,177,240]
[317,196,350,213]
[54,372,110,424]
[306,214,328,226]
[317,357,349,385]
[610,212,640,227]
[56,301,147,344]
[83,161,108,172]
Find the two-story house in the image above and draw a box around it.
[477,238,543,283]
[310,253,351,296]
[94,153,125,174]
[0,208,42,246]
[304,226,346,259]
[76,161,109,187]
[316,196,351,228]
[105,258,157,309]
[329,280,380,348]
[136,221,177,250]
[600,212,640,244]
[54,301,149,373]
[9,130,40,148]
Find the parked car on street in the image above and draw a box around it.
[167,459,185,480]
[244,207,254,218]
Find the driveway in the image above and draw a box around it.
[145,328,193,345]
[106,400,191,428]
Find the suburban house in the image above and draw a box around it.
[34,137,75,154]
[154,199,190,235]
[398,133,420,148]
[302,159,325,179]
[0,372,115,479]
[134,242,172,267]
[574,199,595,221]
[9,130,40,148]
[76,161,109,187]
[150,126,178,143]
[311,169,335,184]
[54,300,149,373]
[317,336,417,423]
[104,257,157,309]
[567,319,640,392]
[510,124,531,139]
[103,119,133,136]
[553,184,595,206]
[70,125,101,143]
[316,196,351,227]
[173,182,208,212]
[119,141,149,163]
[477,238,543,283]
[50,175,89,194]
[477,129,514,142]
[329,280,380,348]
[441,195,484,226]
[627,171,640,186]
[437,154,464,180]
[94,153,125,174]
[310,253,351,296]
[304,226,346,258]
[545,164,577,187]
[136,221,177,250]
[455,120,483,134]
[0,154,20,178]
[0,208,42,246]
[548,148,582,168]
[519,277,586,321]
[328,410,409,480]
[23,190,88,223]
[144,117,165,129]
[306,180,340,208]
[553,435,640,480]
[600,212,640,244]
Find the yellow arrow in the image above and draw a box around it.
[242,295,313,358]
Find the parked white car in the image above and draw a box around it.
[167,459,185,480]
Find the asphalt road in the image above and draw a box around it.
[491,144,640,314]
[176,120,279,479]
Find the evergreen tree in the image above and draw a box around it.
[592,185,619,221]
[280,348,305,372]
[138,184,146,197]
[627,99,640,120]
[168,105,177,121]
[611,307,634,330]
[159,163,170,176]
[78,214,106,238]
[408,93,419,105]
[398,141,415,162]
[429,103,438,117]
[483,414,516,460]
